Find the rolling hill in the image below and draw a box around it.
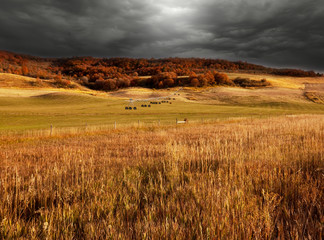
[1,50,324,132]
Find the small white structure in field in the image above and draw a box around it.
[176,118,188,124]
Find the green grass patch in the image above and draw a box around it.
[1,92,324,132]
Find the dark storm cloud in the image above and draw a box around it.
[186,0,324,71]
[1,0,323,71]
[0,0,159,56]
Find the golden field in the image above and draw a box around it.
[226,72,324,89]
[0,115,323,239]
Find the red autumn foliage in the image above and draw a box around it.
[0,50,321,91]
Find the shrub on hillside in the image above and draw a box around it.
[233,77,271,88]
[151,72,177,88]
[80,76,89,84]
[94,78,116,91]
[190,78,199,87]
[213,71,234,85]
[54,78,72,88]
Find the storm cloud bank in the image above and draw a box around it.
[1,0,323,71]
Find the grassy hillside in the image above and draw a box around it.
[0,73,89,90]
[0,71,323,132]
[226,72,324,89]
[0,73,50,88]
[1,86,324,132]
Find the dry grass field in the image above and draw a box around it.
[304,83,324,104]
[226,72,324,89]
[0,115,323,239]
[0,72,324,239]
[0,73,57,89]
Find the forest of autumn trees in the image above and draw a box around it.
[0,50,322,91]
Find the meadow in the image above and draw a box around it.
[1,86,324,133]
[0,72,323,239]
[0,71,323,132]
[0,115,323,239]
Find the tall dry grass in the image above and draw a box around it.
[0,115,323,239]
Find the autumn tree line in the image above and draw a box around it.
[0,50,321,90]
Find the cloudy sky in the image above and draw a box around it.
[1,0,323,72]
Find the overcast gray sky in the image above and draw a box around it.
[1,0,323,72]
